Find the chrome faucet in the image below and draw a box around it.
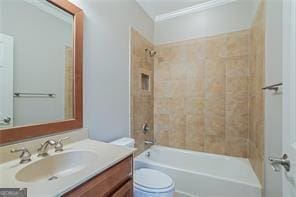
[54,137,70,152]
[142,123,150,134]
[144,140,155,145]
[37,139,57,157]
[268,154,290,172]
[10,148,31,164]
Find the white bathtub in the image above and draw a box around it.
[135,145,261,197]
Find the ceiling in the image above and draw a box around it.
[136,0,211,21]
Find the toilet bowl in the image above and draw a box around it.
[134,168,175,197]
[110,138,175,197]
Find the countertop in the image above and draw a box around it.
[0,139,135,197]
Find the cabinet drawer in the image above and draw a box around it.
[64,156,133,197]
[111,179,133,197]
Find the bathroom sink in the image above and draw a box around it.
[15,151,98,183]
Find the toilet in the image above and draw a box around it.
[109,137,135,148]
[110,138,175,197]
[133,168,175,197]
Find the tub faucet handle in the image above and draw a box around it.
[142,123,150,134]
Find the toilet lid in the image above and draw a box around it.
[134,168,174,190]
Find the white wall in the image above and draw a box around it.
[154,0,259,44]
[69,0,154,142]
[1,0,72,126]
[264,1,283,197]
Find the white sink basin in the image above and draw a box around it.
[15,151,97,183]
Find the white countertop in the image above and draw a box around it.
[0,139,135,197]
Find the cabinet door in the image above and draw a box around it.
[64,156,133,197]
[111,179,133,197]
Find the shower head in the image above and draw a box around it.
[145,48,157,57]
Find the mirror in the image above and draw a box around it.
[0,0,83,144]
[0,0,73,128]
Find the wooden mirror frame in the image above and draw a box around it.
[0,0,83,144]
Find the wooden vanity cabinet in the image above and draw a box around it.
[63,156,133,197]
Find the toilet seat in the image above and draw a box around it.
[134,168,175,193]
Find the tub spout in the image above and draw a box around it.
[144,140,154,145]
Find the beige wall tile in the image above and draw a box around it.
[205,58,225,79]
[185,114,204,151]
[224,30,250,57]
[226,56,249,78]
[205,97,225,117]
[169,114,186,148]
[155,81,171,98]
[186,60,205,80]
[205,36,226,58]
[170,80,187,98]
[205,113,225,137]
[131,29,154,155]
[205,77,225,98]
[169,97,186,114]
[185,97,204,115]
[154,29,253,159]
[204,135,226,155]
[132,12,265,190]
[155,61,171,81]
[155,97,171,114]
[248,0,265,186]
[226,112,249,138]
[225,137,248,157]
[155,129,170,146]
[185,79,204,98]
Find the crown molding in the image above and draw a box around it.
[155,0,237,22]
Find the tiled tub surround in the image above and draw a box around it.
[130,29,154,155]
[249,0,265,185]
[131,4,265,186]
[154,30,250,158]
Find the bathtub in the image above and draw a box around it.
[135,145,261,197]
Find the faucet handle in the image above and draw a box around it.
[58,136,70,142]
[37,139,57,157]
[55,137,70,152]
[10,148,31,164]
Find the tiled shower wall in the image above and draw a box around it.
[154,30,250,158]
[249,0,265,185]
[131,2,265,186]
[130,29,154,155]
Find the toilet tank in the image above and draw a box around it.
[110,137,135,148]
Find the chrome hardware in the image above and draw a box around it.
[262,83,283,93]
[144,140,154,145]
[37,139,57,157]
[54,137,70,152]
[48,176,58,181]
[145,151,151,157]
[145,48,157,57]
[142,123,150,134]
[268,153,290,172]
[0,117,11,125]
[14,92,56,98]
[10,148,31,164]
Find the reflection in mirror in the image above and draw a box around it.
[0,0,74,129]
